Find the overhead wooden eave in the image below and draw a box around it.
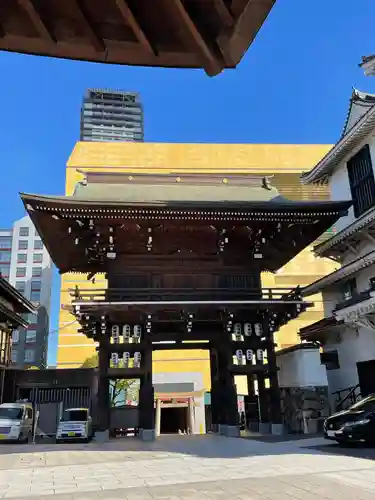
[0,0,277,76]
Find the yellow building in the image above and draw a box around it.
[58,142,338,395]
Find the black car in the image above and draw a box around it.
[324,394,375,445]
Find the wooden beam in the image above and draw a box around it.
[170,0,222,76]
[213,0,234,26]
[18,0,55,43]
[72,0,106,52]
[114,0,156,54]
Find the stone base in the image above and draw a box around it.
[140,429,155,441]
[271,423,284,435]
[218,424,228,436]
[226,425,240,438]
[248,422,260,432]
[259,422,271,434]
[93,429,109,442]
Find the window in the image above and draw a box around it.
[24,349,35,362]
[30,291,41,303]
[26,330,36,343]
[320,350,340,371]
[33,253,43,264]
[11,350,17,363]
[33,240,43,250]
[347,144,375,217]
[15,281,26,294]
[17,253,27,264]
[18,240,28,250]
[12,330,19,343]
[0,251,11,262]
[16,267,26,278]
[340,278,357,301]
[0,265,10,277]
[19,227,29,237]
[32,267,42,278]
[31,279,41,291]
[0,237,11,249]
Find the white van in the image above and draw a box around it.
[0,402,33,443]
[56,407,92,443]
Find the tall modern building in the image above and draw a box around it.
[80,89,144,142]
[0,216,52,368]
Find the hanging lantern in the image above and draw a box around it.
[133,325,142,340]
[111,325,120,343]
[244,323,252,336]
[254,323,262,337]
[256,349,264,362]
[134,352,141,368]
[111,352,119,366]
[123,352,130,367]
[235,349,244,364]
[234,323,242,335]
[122,324,131,340]
[246,349,254,362]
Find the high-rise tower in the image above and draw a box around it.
[80,89,144,142]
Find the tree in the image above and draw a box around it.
[80,354,139,407]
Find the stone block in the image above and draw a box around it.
[93,429,109,442]
[271,423,284,435]
[259,422,271,434]
[226,425,240,437]
[141,429,155,441]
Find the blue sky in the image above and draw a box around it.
[0,0,374,365]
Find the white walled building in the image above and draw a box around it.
[0,216,52,368]
[300,88,375,407]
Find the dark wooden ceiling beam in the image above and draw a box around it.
[114,0,156,55]
[72,0,106,53]
[18,0,55,43]
[213,0,234,26]
[170,0,222,76]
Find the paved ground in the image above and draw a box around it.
[1,435,375,498]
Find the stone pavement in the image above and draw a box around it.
[0,435,375,498]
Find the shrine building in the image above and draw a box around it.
[21,167,350,438]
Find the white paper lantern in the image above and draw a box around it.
[123,352,130,367]
[122,324,131,340]
[256,349,264,362]
[134,352,141,367]
[235,349,244,364]
[254,323,262,337]
[246,349,254,362]
[111,352,119,366]
[244,323,252,336]
[234,323,242,335]
[111,325,120,343]
[234,333,242,342]
[133,325,142,340]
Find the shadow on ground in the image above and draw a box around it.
[0,433,374,463]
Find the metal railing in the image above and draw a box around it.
[333,384,361,412]
[69,287,304,303]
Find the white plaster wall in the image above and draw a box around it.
[277,348,328,388]
[328,134,375,233]
[325,325,375,394]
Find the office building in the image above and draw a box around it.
[80,89,144,142]
[0,216,53,368]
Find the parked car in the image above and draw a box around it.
[56,407,93,443]
[0,402,34,443]
[324,394,375,445]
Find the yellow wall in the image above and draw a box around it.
[58,143,337,393]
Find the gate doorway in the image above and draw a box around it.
[357,360,375,397]
[160,406,188,434]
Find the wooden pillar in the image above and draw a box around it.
[155,398,161,437]
[97,336,110,431]
[209,347,220,432]
[217,343,238,435]
[263,313,283,434]
[138,337,154,440]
